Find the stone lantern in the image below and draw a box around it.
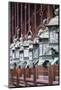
[32,35,39,67]
[46,8,59,64]
[9,35,17,69]
[38,27,49,66]
[19,34,24,68]
[23,38,29,68]
[13,29,20,68]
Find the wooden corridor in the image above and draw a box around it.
[9,64,59,87]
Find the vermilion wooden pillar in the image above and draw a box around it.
[48,66,53,85]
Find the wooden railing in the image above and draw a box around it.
[9,64,59,87]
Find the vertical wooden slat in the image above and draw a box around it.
[12,4,14,41]
[25,3,27,39]
[15,3,16,37]
[28,4,30,32]
[34,4,36,36]
[40,4,43,24]
[17,2,19,27]
[47,5,50,23]
[21,3,23,35]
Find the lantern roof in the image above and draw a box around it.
[46,8,59,26]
